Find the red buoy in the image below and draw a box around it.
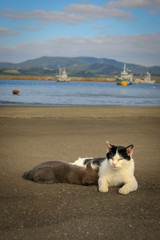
[12,90,20,95]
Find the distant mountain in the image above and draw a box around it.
[0,56,160,76]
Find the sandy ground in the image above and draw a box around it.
[0,106,160,240]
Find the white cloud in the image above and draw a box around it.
[0,4,132,26]
[0,8,90,25]
[0,28,19,36]
[64,4,131,20]
[93,25,107,29]
[106,0,160,9]
[149,10,160,15]
[0,33,160,66]
[1,1,159,28]
[20,27,43,31]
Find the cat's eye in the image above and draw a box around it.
[118,158,123,161]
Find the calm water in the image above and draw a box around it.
[0,79,160,106]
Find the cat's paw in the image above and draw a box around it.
[99,186,109,193]
[119,187,129,195]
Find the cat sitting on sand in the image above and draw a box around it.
[73,141,138,195]
[23,161,98,186]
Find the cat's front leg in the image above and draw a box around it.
[98,176,109,193]
[119,177,138,195]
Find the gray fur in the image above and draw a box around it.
[23,161,98,185]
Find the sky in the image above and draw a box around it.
[0,0,160,66]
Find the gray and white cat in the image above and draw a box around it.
[72,141,138,194]
[23,161,98,186]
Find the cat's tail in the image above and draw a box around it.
[22,171,32,180]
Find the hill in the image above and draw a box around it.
[0,56,159,77]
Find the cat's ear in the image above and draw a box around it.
[106,141,112,153]
[86,161,92,170]
[126,144,134,156]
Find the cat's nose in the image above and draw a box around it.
[113,163,117,167]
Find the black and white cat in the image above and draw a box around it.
[72,141,138,194]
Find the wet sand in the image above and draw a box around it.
[0,106,160,240]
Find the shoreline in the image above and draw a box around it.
[0,75,160,82]
[0,75,115,82]
[0,106,160,119]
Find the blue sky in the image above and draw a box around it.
[0,0,160,66]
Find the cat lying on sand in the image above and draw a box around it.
[23,161,98,186]
[73,141,138,195]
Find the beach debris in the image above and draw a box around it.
[12,90,20,95]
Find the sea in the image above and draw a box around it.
[0,79,160,106]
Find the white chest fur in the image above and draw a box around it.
[98,158,138,194]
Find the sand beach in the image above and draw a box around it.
[0,106,160,240]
